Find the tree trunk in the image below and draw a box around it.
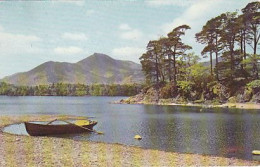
[240,32,244,70]
[155,55,159,83]
[230,43,234,71]
[252,23,260,55]
[230,40,234,79]
[210,51,213,75]
[168,54,172,82]
[215,36,219,81]
[173,46,177,84]
[243,30,246,60]
[173,53,176,84]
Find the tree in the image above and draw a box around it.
[188,63,211,96]
[158,37,173,82]
[242,1,260,55]
[219,12,240,78]
[178,52,200,81]
[241,1,260,79]
[167,25,192,84]
[196,25,214,75]
[242,54,260,79]
[140,40,164,85]
[140,52,153,84]
[196,14,225,80]
[236,14,249,61]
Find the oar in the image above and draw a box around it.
[59,120,104,135]
[46,117,96,124]
[68,117,96,120]
[46,119,58,125]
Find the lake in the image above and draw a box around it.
[1,96,260,160]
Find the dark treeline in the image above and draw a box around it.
[139,2,260,103]
[0,82,143,96]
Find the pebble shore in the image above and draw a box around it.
[0,115,259,166]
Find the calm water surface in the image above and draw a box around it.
[1,96,260,160]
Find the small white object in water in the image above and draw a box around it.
[134,135,142,140]
[252,150,260,155]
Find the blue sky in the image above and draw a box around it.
[0,0,254,78]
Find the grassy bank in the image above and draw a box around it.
[0,115,259,166]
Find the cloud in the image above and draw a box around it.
[112,47,145,62]
[54,46,84,55]
[118,24,143,41]
[0,30,41,55]
[161,0,225,33]
[160,0,253,35]
[158,0,238,57]
[54,0,85,6]
[146,0,192,7]
[120,29,143,40]
[0,25,4,31]
[157,0,253,58]
[62,32,88,41]
[86,9,95,16]
[119,24,132,31]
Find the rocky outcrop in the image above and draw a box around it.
[119,84,260,105]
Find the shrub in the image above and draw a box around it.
[243,88,253,102]
[247,80,260,93]
[177,81,193,98]
[160,83,176,98]
[228,96,237,103]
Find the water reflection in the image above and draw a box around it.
[139,105,260,160]
[1,96,260,160]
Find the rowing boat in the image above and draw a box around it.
[25,119,97,136]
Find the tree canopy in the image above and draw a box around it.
[139,1,260,103]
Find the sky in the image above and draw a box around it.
[0,0,256,78]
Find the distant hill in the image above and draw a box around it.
[1,53,144,86]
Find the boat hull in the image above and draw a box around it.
[25,121,97,136]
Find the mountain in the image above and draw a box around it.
[1,53,144,86]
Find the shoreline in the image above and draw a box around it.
[116,99,260,110]
[159,102,260,110]
[0,115,259,166]
[2,95,260,110]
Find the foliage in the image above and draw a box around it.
[0,82,143,96]
[3,1,259,104]
[177,81,193,98]
[247,80,260,89]
[137,1,260,103]
[247,80,260,94]
[242,54,260,79]
[160,83,176,99]
[140,25,192,85]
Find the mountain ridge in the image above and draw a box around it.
[1,53,144,86]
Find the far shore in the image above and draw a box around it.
[162,102,260,110]
[0,115,259,166]
[116,99,260,110]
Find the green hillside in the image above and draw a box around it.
[1,53,144,86]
